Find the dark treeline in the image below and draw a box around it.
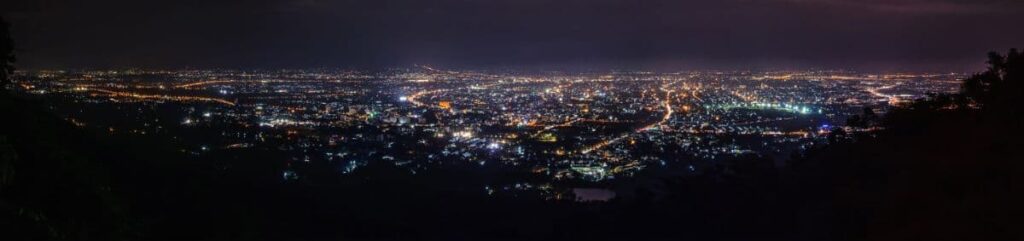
[781,49,1024,240]
[1,15,1022,240]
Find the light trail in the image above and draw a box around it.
[730,117,797,126]
[406,82,505,108]
[86,87,236,106]
[530,119,580,138]
[407,89,449,107]
[864,85,895,99]
[416,64,459,74]
[175,80,235,88]
[864,84,910,105]
[581,80,683,154]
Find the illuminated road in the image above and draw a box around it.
[865,85,902,105]
[865,85,896,99]
[581,80,682,154]
[406,82,507,108]
[407,89,448,107]
[407,78,686,155]
[175,80,235,88]
[530,119,580,138]
[85,87,236,106]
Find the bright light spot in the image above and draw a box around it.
[455,131,474,139]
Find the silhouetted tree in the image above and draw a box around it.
[847,107,878,128]
[962,49,1022,112]
[790,48,1024,241]
[845,115,864,128]
[860,107,876,123]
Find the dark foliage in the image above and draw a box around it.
[0,16,13,90]
[786,49,1024,240]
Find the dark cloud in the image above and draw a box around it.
[783,0,1023,14]
[3,0,1022,71]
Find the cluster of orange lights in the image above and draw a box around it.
[438,101,452,109]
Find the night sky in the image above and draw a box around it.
[4,0,1023,71]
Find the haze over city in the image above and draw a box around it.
[5,0,1023,71]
